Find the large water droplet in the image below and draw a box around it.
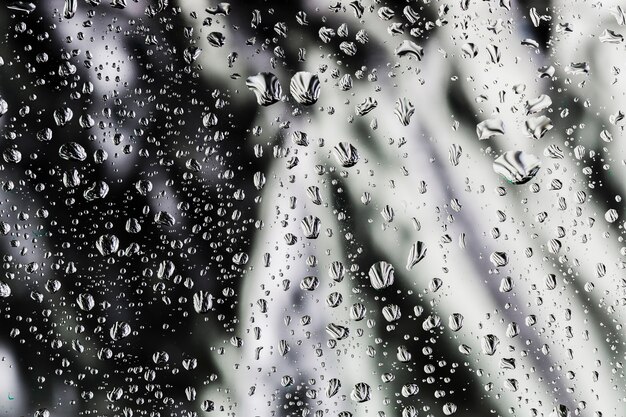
[289,71,320,105]
[368,261,395,290]
[333,142,359,167]
[493,151,540,184]
[476,118,505,140]
[96,234,119,256]
[246,72,282,106]
[110,321,131,341]
[59,142,87,161]
[350,382,371,402]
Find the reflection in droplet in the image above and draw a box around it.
[395,40,424,60]
[493,151,540,184]
[406,241,427,270]
[481,334,500,356]
[355,97,378,116]
[289,71,320,105]
[476,118,505,140]
[369,261,395,290]
[246,72,282,106]
[394,97,415,126]
[333,142,359,167]
[350,382,371,402]
[110,321,131,341]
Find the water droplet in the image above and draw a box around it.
[59,142,87,161]
[301,216,321,239]
[401,383,419,397]
[84,181,109,201]
[289,71,320,105]
[550,404,570,417]
[326,378,341,397]
[7,1,35,13]
[368,261,395,290]
[34,409,50,417]
[306,186,322,205]
[476,118,505,140]
[110,321,131,341]
[63,0,76,19]
[565,62,590,75]
[481,334,500,355]
[350,303,366,321]
[300,276,319,291]
[96,234,119,256]
[448,144,462,166]
[443,403,458,415]
[193,291,213,313]
[397,345,412,362]
[544,144,564,159]
[490,251,509,267]
[77,293,95,311]
[325,323,349,340]
[246,72,282,106]
[406,241,427,270]
[525,115,553,139]
[0,281,11,298]
[339,74,353,91]
[355,97,377,116]
[3,148,21,164]
[333,142,359,167]
[525,94,552,115]
[394,97,415,126]
[545,274,557,290]
[395,40,424,60]
[382,304,401,322]
[329,261,345,282]
[350,383,371,403]
[493,151,540,184]
[605,208,619,223]
[448,313,464,331]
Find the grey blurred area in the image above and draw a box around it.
[1,1,625,417]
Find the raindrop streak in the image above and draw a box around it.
[490,251,509,267]
[7,1,36,13]
[449,144,462,166]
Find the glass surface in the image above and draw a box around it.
[0,1,622,417]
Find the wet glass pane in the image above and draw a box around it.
[0,1,621,417]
